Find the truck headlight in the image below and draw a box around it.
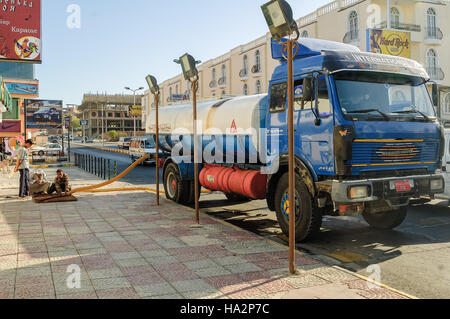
[349,185,370,199]
[430,178,444,191]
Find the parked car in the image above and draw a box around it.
[436,128,450,204]
[129,136,158,165]
[33,108,61,123]
[48,136,61,143]
[118,137,131,150]
[31,143,63,157]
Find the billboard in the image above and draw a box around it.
[0,0,41,63]
[5,81,39,96]
[0,120,21,133]
[24,99,63,129]
[367,29,411,59]
[130,105,142,117]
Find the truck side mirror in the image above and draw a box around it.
[432,82,439,108]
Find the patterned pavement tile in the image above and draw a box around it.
[97,288,140,299]
[213,256,248,267]
[309,267,359,283]
[126,273,166,286]
[16,266,52,278]
[134,283,176,298]
[194,266,232,278]
[15,275,53,286]
[115,258,149,268]
[144,293,184,299]
[110,252,141,260]
[183,259,218,270]
[91,277,132,291]
[146,256,179,266]
[171,279,217,293]
[160,270,199,283]
[15,283,55,299]
[225,263,262,274]
[284,274,331,289]
[121,265,155,277]
[57,292,98,299]
[87,267,124,280]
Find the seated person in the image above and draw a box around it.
[48,169,72,196]
[30,169,51,195]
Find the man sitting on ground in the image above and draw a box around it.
[30,169,51,195]
[48,169,72,196]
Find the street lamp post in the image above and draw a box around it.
[261,0,299,275]
[125,87,144,137]
[146,75,161,206]
[175,53,201,225]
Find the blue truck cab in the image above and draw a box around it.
[264,38,445,238]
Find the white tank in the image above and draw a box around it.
[146,94,267,157]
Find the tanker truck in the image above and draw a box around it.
[147,38,445,241]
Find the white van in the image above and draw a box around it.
[436,128,450,203]
[129,135,157,165]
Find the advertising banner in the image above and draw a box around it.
[0,120,21,133]
[0,0,42,63]
[5,81,39,96]
[367,29,411,59]
[24,99,63,129]
[130,105,142,117]
[80,120,88,126]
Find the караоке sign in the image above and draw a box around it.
[0,0,41,63]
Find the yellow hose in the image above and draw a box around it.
[69,154,150,195]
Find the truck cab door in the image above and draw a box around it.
[293,74,335,176]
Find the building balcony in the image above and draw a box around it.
[425,27,443,44]
[343,31,359,45]
[252,65,262,77]
[375,21,421,32]
[427,67,445,81]
[218,77,226,88]
[209,80,217,90]
[239,69,249,80]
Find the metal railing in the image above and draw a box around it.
[252,65,261,74]
[427,67,445,81]
[425,27,443,40]
[209,80,217,89]
[74,153,117,180]
[239,69,248,79]
[218,77,226,87]
[343,30,359,44]
[375,21,421,32]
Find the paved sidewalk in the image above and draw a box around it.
[0,167,411,299]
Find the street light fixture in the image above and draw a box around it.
[175,53,201,225]
[124,87,144,137]
[262,0,299,275]
[146,75,161,206]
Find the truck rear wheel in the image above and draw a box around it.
[363,207,407,230]
[164,163,190,204]
[274,173,322,242]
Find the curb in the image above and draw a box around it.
[72,143,129,155]
[31,163,76,169]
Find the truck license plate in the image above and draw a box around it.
[390,180,414,192]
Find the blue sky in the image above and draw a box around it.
[37,0,331,106]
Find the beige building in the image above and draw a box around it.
[142,0,450,127]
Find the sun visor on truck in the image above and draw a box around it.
[271,38,360,61]
[322,50,430,80]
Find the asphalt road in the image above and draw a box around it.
[71,145,450,299]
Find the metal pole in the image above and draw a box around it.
[192,79,200,224]
[155,92,160,206]
[133,91,136,137]
[287,39,296,275]
[387,0,391,29]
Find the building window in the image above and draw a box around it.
[444,92,450,115]
[220,64,226,85]
[390,7,400,28]
[212,68,216,81]
[176,84,179,95]
[426,49,439,79]
[243,84,248,96]
[348,11,359,42]
[256,80,262,94]
[301,30,308,38]
[427,8,437,38]
[91,112,97,118]
[169,87,173,100]
[254,50,261,73]
[240,55,248,78]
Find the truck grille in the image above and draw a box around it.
[348,140,439,167]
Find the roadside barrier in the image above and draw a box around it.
[72,143,129,155]
[74,153,117,181]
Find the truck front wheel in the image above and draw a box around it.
[274,173,322,242]
[362,207,407,230]
[164,163,190,204]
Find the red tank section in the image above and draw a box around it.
[199,165,267,200]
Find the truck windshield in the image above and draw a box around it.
[334,71,436,122]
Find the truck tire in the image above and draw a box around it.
[274,173,322,242]
[225,193,251,203]
[185,180,201,206]
[362,207,407,230]
[164,163,190,204]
